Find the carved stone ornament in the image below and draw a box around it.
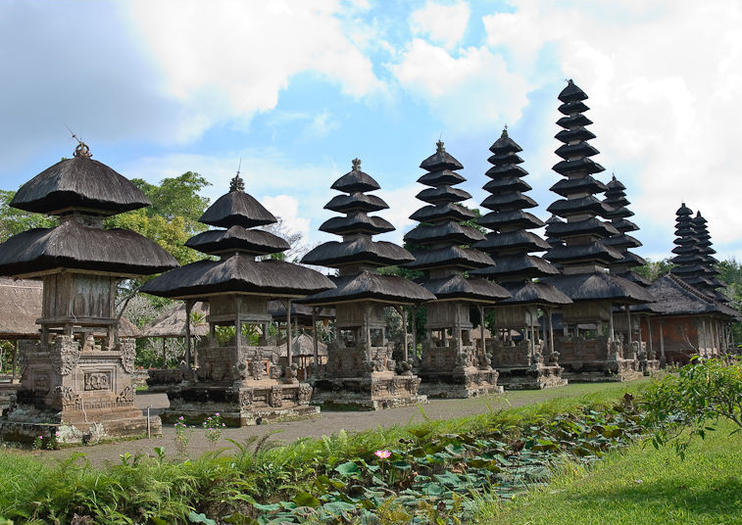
[269,385,283,407]
[84,372,111,391]
[297,383,312,403]
[116,385,135,405]
[119,339,136,374]
[50,336,81,376]
[249,359,264,380]
[239,389,254,407]
[54,385,81,410]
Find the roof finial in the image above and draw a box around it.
[66,126,92,159]
[229,162,245,192]
[436,140,445,153]
[501,124,508,137]
[611,171,616,182]
[352,157,361,172]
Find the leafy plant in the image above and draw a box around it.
[175,416,193,458]
[203,414,226,447]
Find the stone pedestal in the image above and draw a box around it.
[417,342,502,398]
[1,337,161,445]
[556,336,643,383]
[311,342,426,410]
[161,343,318,426]
[488,339,567,390]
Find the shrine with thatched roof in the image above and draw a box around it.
[472,128,571,389]
[141,171,334,426]
[0,141,178,444]
[541,80,654,382]
[405,141,510,398]
[300,158,433,409]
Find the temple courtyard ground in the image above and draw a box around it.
[33,381,649,465]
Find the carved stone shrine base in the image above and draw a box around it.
[417,344,502,398]
[161,380,318,426]
[555,336,644,383]
[311,372,427,411]
[0,383,19,413]
[488,340,567,390]
[0,338,161,445]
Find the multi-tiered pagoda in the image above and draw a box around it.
[300,159,434,409]
[692,212,726,301]
[0,142,178,444]
[141,172,334,425]
[471,129,571,389]
[603,176,649,286]
[405,141,510,397]
[543,80,653,382]
[670,204,709,290]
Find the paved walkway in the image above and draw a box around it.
[30,383,633,466]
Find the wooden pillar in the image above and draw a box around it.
[548,309,555,356]
[609,307,615,341]
[11,340,18,381]
[402,306,409,362]
[411,306,418,365]
[540,308,548,352]
[185,299,194,369]
[478,305,486,360]
[234,296,241,357]
[312,307,319,366]
[659,320,665,365]
[647,316,654,358]
[626,306,633,344]
[701,318,707,357]
[286,299,293,366]
[209,321,216,346]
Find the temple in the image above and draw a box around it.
[634,204,738,364]
[471,129,571,389]
[301,159,433,409]
[542,80,654,382]
[141,171,334,425]
[0,142,178,444]
[405,141,510,397]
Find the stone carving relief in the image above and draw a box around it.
[297,384,312,403]
[269,385,283,407]
[249,359,264,380]
[116,385,135,405]
[119,339,136,374]
[239,389,254,407]
[54,385,81,410]
[84,372,112,391]
[50,336,81,376]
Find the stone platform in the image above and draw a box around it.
[555,336,643,383]
[489,340,567,390]
[418,344,502,398]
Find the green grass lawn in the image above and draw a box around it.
[475,419,742,525]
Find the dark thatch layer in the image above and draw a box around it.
[301,237,414,267]
[325,193,388,213]
[478,210,544,230]
[484,163,529,179]
[547,195,613,218]
[11,157,150,216]
[331,167,380,193]
[267,300,335,323]
[552,158,605,176]
[185,226,289,256]
[199,191,277,228]
[141,301,210,338]
[416,186,471,204]
[481,192,538,212]
[550,176,607,197]
[559,79,588,102]
[545,242,623,265]
[404,222,485,246]
[417,169,465,187]
[419,144,464,171]
[542,272,655,304]
[319,214,394,236]
[301,272,435,305]
[617,270,652,288]
[633,274,738,319]
[140,256,335,299]
[0,220,178,277]
[471,255,560,280]
[555,127,595,144]
[482,176,531,193]
[497,281,573,306]
[421,275,510,303]
[545,218,619,238]
[409,203,476,223]
[405,246,493,271]
[474,231,551,253]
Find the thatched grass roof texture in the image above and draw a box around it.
[634,274,739,319]
[141,301,210,338]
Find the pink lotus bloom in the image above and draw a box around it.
[375,449,391,459]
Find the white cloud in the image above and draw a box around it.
[126,0,383,137]
[410,1,470,50]
[481,0,742,254]
[262,194,311,240]
[390,39,531,132]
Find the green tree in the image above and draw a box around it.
[716,258,742,343]
[0,190,57,242]
[635,257,675,282]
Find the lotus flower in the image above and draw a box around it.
[374,449,391,459]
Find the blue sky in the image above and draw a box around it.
[2,0,742,261]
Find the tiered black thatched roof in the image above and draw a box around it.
[542,81,653,304]
[404,141,509,302]
[692,212,726,299]
[268,300,335,325]
[634,273,738,319]
[301,159,434,305]
[142,173,334,299]
[0,144,177,277]
[603,175,649,286]
[471,129,570,307]
[669,203,712,291]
